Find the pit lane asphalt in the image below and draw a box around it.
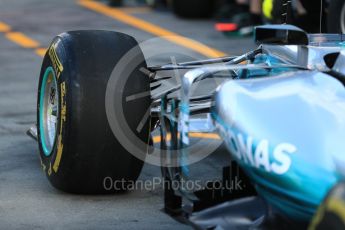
[0,0,255,229]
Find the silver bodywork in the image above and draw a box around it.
[169,34,345,221]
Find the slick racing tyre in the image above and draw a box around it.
[327,0,345,33]
[309,181,345,229]
[171,0,214,18]
[37,30,150,194]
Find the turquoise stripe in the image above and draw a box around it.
[39,67,55,157]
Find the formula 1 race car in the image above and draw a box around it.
[29,25,345,229]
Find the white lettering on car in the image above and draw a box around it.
[226,130,296,175]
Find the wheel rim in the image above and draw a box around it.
[341,3,345,34]
[39,67,59,156]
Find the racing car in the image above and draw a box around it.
[29,25,345,229]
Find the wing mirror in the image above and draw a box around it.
[254,24,308,45]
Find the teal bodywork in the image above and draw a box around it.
[212,69,345,222]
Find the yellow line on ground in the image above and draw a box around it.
[0,22,45,56]
[152,132,220,143]
[35,48,47,57]
[78,0,227,58]
[152,135,162,143]
[0,22,11,32]
[189,132,220,140]
[5,32,40,48]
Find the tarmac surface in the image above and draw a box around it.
[0,0,254,229]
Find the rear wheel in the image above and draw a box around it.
[109,0,123,6]
[37,30,150,194]
[171,0,215,18]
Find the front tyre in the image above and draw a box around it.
[37,31,150,194]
